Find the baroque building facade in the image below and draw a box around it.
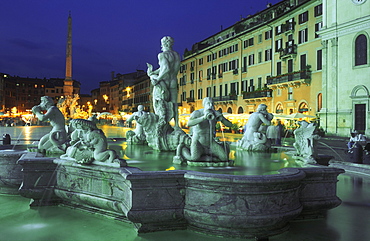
[319,0,370,136]
[178,0,323,121]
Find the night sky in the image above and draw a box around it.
[1,0,281,94]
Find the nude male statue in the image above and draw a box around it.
[147,36,181,127]
[32,96,67,153]
[242,104,273,143]
[176,97,233,162]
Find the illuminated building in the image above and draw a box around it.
[319,0,369,136]
[178,0,323,118]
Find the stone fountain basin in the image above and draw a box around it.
[17,152,344,239]
[0,148,28,194]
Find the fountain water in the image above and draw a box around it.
[0,123,347,239]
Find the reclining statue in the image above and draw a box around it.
[61,119,121,165]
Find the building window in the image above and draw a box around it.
[243,40,248,48]
[277,88,282,96]
[285,18,295,31]
[258,34,262,43]
[276,103,283,113]
[206,87,211,97]
[298,28,308,44]
[198,58,203,65]
[182,91,186,101]
[355,34,368,66]
[298,11,309,24]
[249,37,254,46]
[314,4,323,17]
[229,59,239,70]
[315,22,322,38]
[198,88,203,99]
[317,93,322,112]
[317,49,322,70]
[249,79,254,92]
[241,80,247,92]
[198,70,203,81]
[258,51,262,63]
[265,30,272,40]
[248,54,255,66]
[277,62,282,76]
[275,25,282,35]
[231,82,239,95]
[189,90,194,100]
[288,87,293,100]
[275,39,282,52]
[257,77,262,89]
[265,49,272,61]
[300,54,307,70]
[242,56,248,72]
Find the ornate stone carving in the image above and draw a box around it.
[32,96,68,154]
[237,104,273,151]
[173,97,233,166]
[142,36,188,151]
[293,120,320,164]
[60,119,124,167]
[126,105,147,144]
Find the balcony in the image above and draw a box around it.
[186,97,195,103]
[243,89,272,99]
[267,70,311,87]
[213,95,237,104]
[279,44,297,59]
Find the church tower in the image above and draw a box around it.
[64,12,73,96]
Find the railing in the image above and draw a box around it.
[186,97,195,103]
[280,44,297,59]
[243,89,272,99]
[267,70,311,85]
[213,95,238,102]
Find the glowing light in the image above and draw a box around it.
[166,166,176,171]
[103,95,109,103]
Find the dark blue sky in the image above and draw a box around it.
[0,0,281,94]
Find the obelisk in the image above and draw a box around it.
[64,12,73,96]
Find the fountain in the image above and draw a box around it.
[2,36,347,240]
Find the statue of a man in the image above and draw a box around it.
[175,97,233,163]
[32,96,67,153]
[147,36,180,127]
[242,104,273,143]
[237,104,273,151]
[127,105,146,135]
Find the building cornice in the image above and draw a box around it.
[319,15,370,40]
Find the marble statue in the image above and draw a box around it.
[293,120,319,164]
[32,96,67,154]
[56,94,80,119]
[138,36,189,151]
[147,36,181,127]
[237,104,273,151]
[173,97,233,166]
[61,119,123,166]
[126,105,147,144]
[135,112,189,151]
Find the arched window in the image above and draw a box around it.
[227,107,233,114]
[355,34,367,66]
[218,108,223,113]
[237,106,244,114]
[298,102,309,113]
[275,103,283,114]
[317,93,322,112]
